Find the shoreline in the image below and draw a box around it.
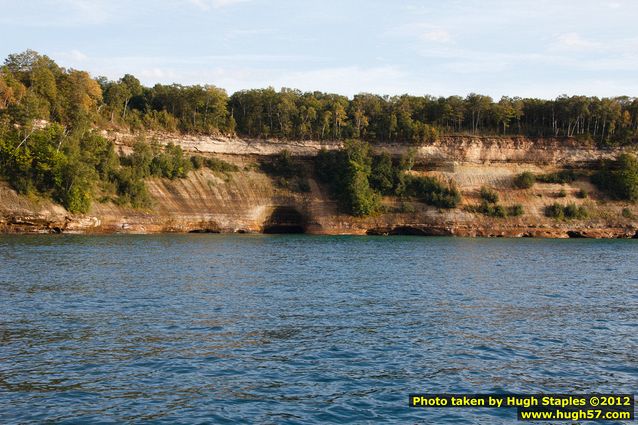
[2,221,637,239]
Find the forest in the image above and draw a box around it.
[2,50,638,145]
[1,50,637,216]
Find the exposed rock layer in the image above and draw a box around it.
[1,135,637,238]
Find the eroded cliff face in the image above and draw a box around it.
[107,131,627,165]
[1,134,637,238]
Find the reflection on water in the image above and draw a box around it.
[0,235,637,424]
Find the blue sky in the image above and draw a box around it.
[1,0,637,98]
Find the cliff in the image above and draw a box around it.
[1,134,637,238]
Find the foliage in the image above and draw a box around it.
[402,175,461,209]
[576,189,588,199]
[514,171,536,189]
[315,141,381,216]
[260,150,309,192]
[369,152,395,194]
[622,208,634,219]
[545,203,588,220]
[3,50,638,145]
[591,154,638,201]
[557,189,567,198]
[149,142,191,179]
[112,167,151,208]
[261,150,298,178]
[316,142,459,213]
[469,202,523,218]
[478,201,507,217]
[6,49,638,217]
[190,155,204,169]
[479,186,499,203]
[537,170,579,184]
[204,156,239,173]
[508,204,524,217]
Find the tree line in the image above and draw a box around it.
[1,50,638,217]
[2,50,638,146]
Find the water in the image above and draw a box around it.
[0,235,636,424]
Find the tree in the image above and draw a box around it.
[466,93,493,134]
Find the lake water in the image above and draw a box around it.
[0,235,636,424]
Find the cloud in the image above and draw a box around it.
[58,0,112,24]
[421,29,451,43]
[187,0,252,10]
[386,23,453,44]
[552,32,602,51]
[69,49,88,61]
[49,52,414,96]
[268,66,411,95]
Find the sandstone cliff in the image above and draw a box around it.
[1,134,637,238]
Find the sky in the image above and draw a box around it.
[1,0,637,99]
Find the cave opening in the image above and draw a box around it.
[567,231,586,238]
[263,206,306,234]
[389,226,429,236]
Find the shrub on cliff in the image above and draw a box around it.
[591,154,638,201]
[261,150,298,178]
[369,152,395,195]
[149,142,191,179]
[514,172,536,189]
[204,157,239,172]
[261,150,310,193]
[190,155,204,169]
[545,203,588,220]
[479,186,499,203]
[469,202,523,218]
[315,141,381,216]
[113,167,151,208]
[481,202,507,218]
[537,170,579,184]
[0,126,113,213]
[508,204,524,217]
[403,175,461,209]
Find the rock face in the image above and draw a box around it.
[1,135,637,237]
[107,131,629,165]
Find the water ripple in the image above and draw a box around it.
[0,235,636,424]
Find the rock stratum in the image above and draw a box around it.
[1,133,638,238]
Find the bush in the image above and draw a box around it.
[261,150,312,193]
[261,150,299,178]
[591,154,638,201]
[190,155,204,170]
[204,157,239,172]
[480,186,499,203]
[545,203,588,220]
[514,171,536,189]
[563,203,587,219]
[480,202,507,217]
[545,203,565,219]
[622,208,634,219]
[470,202,522,218]
[537,170,579,184]
[404,175,461,209]
[369,152,395,195]
[149,142,191,179]
[508,204,524,217]
[113,168,151,208]
[315,141,380,216]
[398,202,416,213]
[557,189,567,198]
[576,189,588,199]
